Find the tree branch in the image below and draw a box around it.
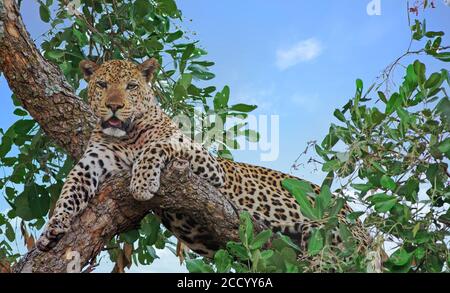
[0,0,247,272]
[12,159,242,273]
[0,0,95,159]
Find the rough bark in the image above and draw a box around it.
[0,0,243,272]
[0,0,95,159]
[12,159,241,273]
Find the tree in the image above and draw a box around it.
[179,2,450,273]
[0,0,258,272]
[1,0,449,274]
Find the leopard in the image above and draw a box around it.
[36,58,372,264]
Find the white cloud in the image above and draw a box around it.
[276,38,323,70]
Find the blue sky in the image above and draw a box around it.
[1,0,450,272]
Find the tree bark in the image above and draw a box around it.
[0,0,95,159]
[0,0,245,272]
[12,159,242,273]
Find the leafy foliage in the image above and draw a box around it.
[186,212,306,273]
[297,7,450,272]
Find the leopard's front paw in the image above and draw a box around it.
[36,218,67,252]
[130,180,159,201]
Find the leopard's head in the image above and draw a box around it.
[79,58,159,137]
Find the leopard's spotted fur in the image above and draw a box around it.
[36,59,371,260]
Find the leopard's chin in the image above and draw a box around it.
[102,127,127,138]
[101,117,131,137]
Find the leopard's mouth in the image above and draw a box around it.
[101,117,127,130]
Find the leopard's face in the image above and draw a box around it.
[79,59,159,137]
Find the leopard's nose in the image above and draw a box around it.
[106,102,124,113]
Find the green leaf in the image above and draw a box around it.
[424,72,442,89]
[425,31,444,37]
[322,159,340,172]
[121,229,140,244]
[260,250,274,260]
[155,0,179,17]
[438,210,450,226]
[317,185,332,211]
[133,0,151,19]
[229,104,257,113]
[433,52,450,62]
[377,91,387,103]
[218,149,233,160]
[13,119,35,135]
[389,248,412,266]
[307,229,324,256]
[13,109,28,116]
[380,175,396,191]
[5,222,15,242]
[413,60,426,84]
[46,50,65,60]
[371,108,386,125]
[351,183,373,192]
[346,211,364,222]
[368,193,397,213]
[140,216,160,245]
[250,230,272,250]
[166,30,183,42]
[0,136,13,158]
[214,249,232,273]
[355,79,363,96]
[239,211,253,246]
[226,242,249,260]
[39,4,50,23]
[396,107,410,124]
[282,178,318,220]
[329,198,345,217]
[187,64,215,80]
[186,259,214,273]
[28,185,50,218]
[398,177,419,203]
[386,93,401,115]
[436,97,450,127]
[276,233,301,251]
[437,138,450,153]
[179,44,195,73]
[213,88,229,110]
[333,109,346,122]
[14,191,34,221]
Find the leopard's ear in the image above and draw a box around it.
[79,60,99,80]
[139,58,159,83]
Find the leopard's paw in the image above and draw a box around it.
[130,181,158,201]
[36,218,67,252]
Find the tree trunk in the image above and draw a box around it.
[0,0,246,273]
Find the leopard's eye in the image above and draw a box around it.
[126,82,139,90]
[96,81,107,89]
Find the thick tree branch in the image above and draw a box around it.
[12,159,241,273]
[0,0,95,159]
[0,0,247,272]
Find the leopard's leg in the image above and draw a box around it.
[130,140,224,201]
[188,142,225,188]
[130,143,169,201]
[36,142,126,251]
